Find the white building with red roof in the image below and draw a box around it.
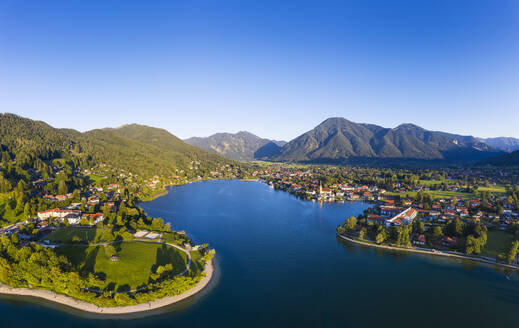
[385,207,417,228]
[37,208,82,224]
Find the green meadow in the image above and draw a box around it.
[55,241,189,292]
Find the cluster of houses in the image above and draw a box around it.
[0,208,105,241]
[37,208,104,225]
[266,176,378,202]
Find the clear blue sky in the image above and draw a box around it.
[1,0,518,140]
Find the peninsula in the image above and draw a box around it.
[0,259,214,314]
[0,114,231,313]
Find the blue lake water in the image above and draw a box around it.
[1,180,518,327]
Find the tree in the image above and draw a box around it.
[507,241,519,264]
[375,229,387,244]
[465,233,486,255]
[72,189,81,202]
[359,228,367,240]
[401,225,411,247]
[413,218,425,234]
[447,218,463,236]
[344,216,357,231]
[433,226,443,239]
[58,180,68,195]
[23,203,31,218]
[0,175,12,192]
[102,204,111,218]
[151,218,165,231]
[17,180,27,193]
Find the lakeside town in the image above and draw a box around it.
[255,164,519,265]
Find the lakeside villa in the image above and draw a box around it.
[366,207,418,228]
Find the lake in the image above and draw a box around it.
[1,180,518,327]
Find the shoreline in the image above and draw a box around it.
[0,259,214,315]
[337,233,519,270]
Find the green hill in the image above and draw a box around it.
[0,113,236,180]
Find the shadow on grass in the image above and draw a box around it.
[152,244,187,276]
[113,235,124,252]
[81,246,100,273]
[105,282,117,292]
[116,284,131,293]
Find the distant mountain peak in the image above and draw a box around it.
[318,117,352,126]
[478,136,519,153]
[185,131,283,161]
[395,123,424,130]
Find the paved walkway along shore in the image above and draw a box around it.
[337,232,519,270]
[0,259,214,315]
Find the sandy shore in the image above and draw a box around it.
[0,259,214,315]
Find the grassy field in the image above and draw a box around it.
[55,241,189,291]
[481,230,515,260]
[477,185,507,194]
[428,190,473,200]
[88,174,106,186]
[385,190,473,200]
[418,179,455,186]
[189,250,205,274]
[43,227,116,244]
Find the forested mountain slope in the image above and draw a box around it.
[272,117,502,163]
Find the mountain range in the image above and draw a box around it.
[477,137,519,153]
[187,117,508,164]
[2,114,516,169]
[270,118,502,162]
[184,131,286,161]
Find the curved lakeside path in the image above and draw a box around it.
[0,239,215,315]
[337,232,519,270]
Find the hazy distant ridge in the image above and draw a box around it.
[185,131,286,161]
[477,137,519,153]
